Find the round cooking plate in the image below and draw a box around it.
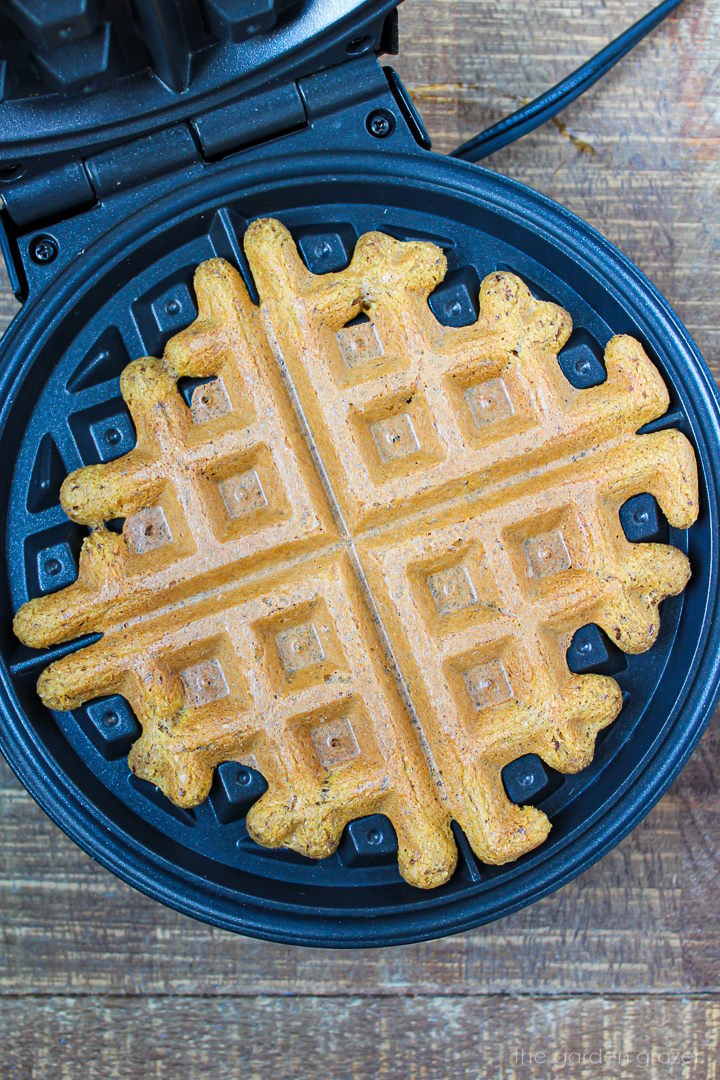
[1,149,719,946]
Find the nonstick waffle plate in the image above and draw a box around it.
[1,148,719,946]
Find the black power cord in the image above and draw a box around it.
[451,0,684,162]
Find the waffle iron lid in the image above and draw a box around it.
[0,0,399,168]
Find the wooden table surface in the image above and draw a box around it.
[1,1,718,1076]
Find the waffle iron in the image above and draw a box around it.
[1,0,719,948]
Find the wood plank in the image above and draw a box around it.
[0,269,18,332]
[2,995,717,1079]
[395,0,720,375]
[0,708,717,996]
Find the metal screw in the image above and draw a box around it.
[366,110,395,138]
[30,235,58,264]
[104,427,122,446]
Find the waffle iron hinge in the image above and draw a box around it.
[0,52,428,304]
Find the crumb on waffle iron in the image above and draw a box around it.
[13,218,699,889]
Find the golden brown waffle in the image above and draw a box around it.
[14,218,699,888]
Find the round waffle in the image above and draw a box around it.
[13,219,698,889]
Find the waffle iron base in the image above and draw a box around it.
[1,148,719,947]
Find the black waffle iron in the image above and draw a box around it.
[1,0,719,948]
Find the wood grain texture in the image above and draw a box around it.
[395,0,720,379]
[0,0,718,1074]
[2,997,718,1079]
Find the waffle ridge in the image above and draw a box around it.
[14,218,699,888]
